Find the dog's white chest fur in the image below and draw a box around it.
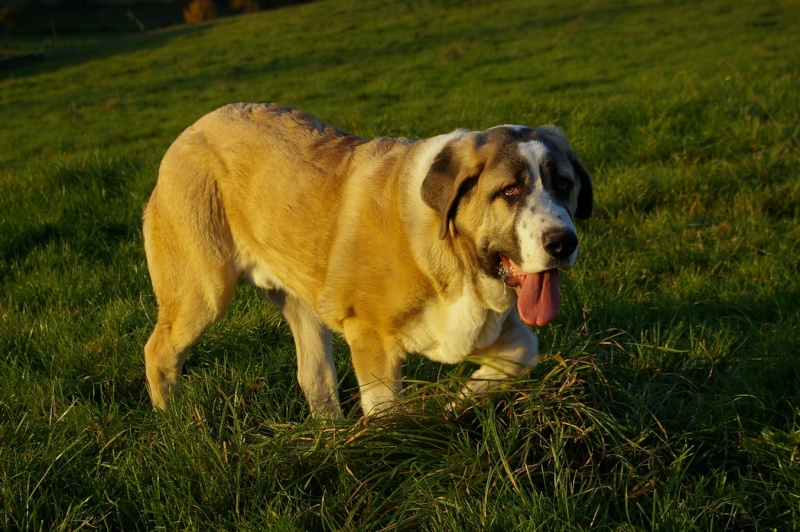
[401,285,509,364]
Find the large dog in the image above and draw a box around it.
[143,103,592,417]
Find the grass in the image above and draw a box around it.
[1,0,799,528]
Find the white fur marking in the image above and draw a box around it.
[515,141,578,273]
[402,285,506,364]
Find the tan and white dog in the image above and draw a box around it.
[143,103,592,417]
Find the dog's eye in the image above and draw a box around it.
[555,178,572,192]
[502,185,520,197]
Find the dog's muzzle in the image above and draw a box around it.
[542,228,578,261]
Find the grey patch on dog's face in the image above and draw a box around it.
[437,127,526,277]
[512,129,581,274]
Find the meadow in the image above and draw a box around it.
[1,0,799,529]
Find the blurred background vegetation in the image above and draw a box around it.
[1,0,315,60]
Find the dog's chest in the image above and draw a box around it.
[401,288,508,364]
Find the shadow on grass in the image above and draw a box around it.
[1,152,141,268]
[0,23,213,82]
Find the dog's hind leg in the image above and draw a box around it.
[143,263,237,410]
[143,186,237,411]
[269,291,342,419]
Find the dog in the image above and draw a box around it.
[143,103,592,417]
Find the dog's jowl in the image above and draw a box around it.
[143,103,592,417]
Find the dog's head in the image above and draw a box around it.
[421,125,592,326]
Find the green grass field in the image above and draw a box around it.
[1,0,799,529]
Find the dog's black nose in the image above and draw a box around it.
[542,229,578,260]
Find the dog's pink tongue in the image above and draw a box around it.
[517,270,560,327]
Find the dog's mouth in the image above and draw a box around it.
[499,256,560,327]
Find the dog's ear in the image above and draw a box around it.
[538,124,569,145]
[568,151,593,220]
[421,143,481,239]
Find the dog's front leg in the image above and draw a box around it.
[343,319,403,417]
[463,312,539,396]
